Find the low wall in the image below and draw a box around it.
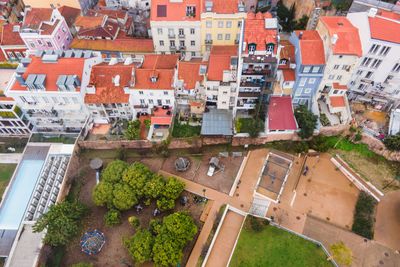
[361,134,400,162]
[77,139,153,150]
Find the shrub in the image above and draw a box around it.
[249,216,264,232]
[351,191,377,239]
[128,216,140,228]
[383,134,400,151]
[104,209,121,227]
[144,119,151,129]
[157,197,176,211]
[116,148,127,161]
[124,229,154,265]
[124,120,141,140]
[294,105,318,139]
[354,132,362,142]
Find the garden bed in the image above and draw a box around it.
[172,119,201,138]
[351,191,377,239]
[230,217,333,267]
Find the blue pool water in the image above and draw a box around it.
[0,159,44,230]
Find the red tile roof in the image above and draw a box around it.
[75,15,105,29]
[282,69,295,81]
[329,95,345,107]
[295,30,325,65]
[77,19,119,39]
[133,54,178,90]
[204,0,240,13]
[332,83,347,90]
[151,116,172,125]
[23,8,53,30]
[279,40,295,62]
[11,56,86,92]
[244,12,278,52]
[88,8,127,20]
[319,16,362,56]
[178,59,206,89]
[70,38,154,53]
[268,96,297,131]
[368,15,400,44]
[151,0,201,21]
[1,23,25,46]
[207,45,237,81]
[84,63,131,104]
[59,5,81,28]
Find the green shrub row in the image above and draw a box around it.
[351,191,377,239]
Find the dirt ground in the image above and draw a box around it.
[303,216,400,267]
[161,153,245,194]
[62,158,205,267]
[268,154,360,231]
[374,191,400,252]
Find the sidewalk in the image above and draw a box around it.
[0,153,22,164]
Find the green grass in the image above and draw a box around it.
[0,164,17,201]
[230,221,333,267]
[172,120,201,138]
[30,133,76,144]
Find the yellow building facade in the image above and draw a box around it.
[200,11,246,53]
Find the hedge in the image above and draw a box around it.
[351,191,377,239]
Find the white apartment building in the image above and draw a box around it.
[347,9,400,108]
[150,0,201,57]
[0,96,32,136]
[316,16,362,95]
[5,50,102,133]
[105,0,151,10]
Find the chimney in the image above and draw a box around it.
[299,31,303,39]
[113,75,120,86]
[368,8,378,17]
[332,33,338,45]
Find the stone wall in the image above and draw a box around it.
[361,134,400,162]
[78,139,153,150]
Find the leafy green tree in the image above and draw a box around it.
[112,183,137,210]
[294,105,318,139]
[104,209,121,227]
[248,119,264,138]
[144,174,165,200]
[101,159,128,183]
[152,234,183,267]
[294,15,309,30]
[128,216,140,228]
[162,177,185,200]
[383,134,400,151]
[149,219,162,235]
[92,181,114,207]
[160,212,198,246]
[33,201,87,246]
[124,229,154,265]
[122,162,153,198]
[277,0,296,32]
[156,197,176,211]
[124,120,141,140]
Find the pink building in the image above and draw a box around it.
[20,7,73,51]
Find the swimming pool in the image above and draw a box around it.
[0,159,44,230]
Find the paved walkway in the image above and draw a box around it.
[0,153,22,164]
[160,149,269,267]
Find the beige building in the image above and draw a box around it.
[201,0,246,53]
[22,0,95,13]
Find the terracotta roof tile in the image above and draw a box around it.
[332,83,347,90]
[244,12,278,52]
[84,63,131,104]
[207,45,237,81]
[330,95,345,107]
[77,19,119,39]
[11,56,86,92]
[319,16,362,56]
[295,30,325,65]
[142,54,179,69]
[59,5,80,28]
[1,23,25,46]
[23,8,53,30]
[75,15,105,29]
[151,116,172,125]
[368,15,400,44]
[70,38,154,53]
[282,69,295,81]
[151,0,201,21]
[279,40,295,62]
[268,96,297,131]
[178,59,206,89]
[204,0,240,13]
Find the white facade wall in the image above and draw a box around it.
[129,89,175,113]
[105,0,151,9]
[319,54,359,90]
[150,21,201,57]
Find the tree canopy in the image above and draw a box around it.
[122,162,153,198]
[101,159,128,183]
[33,201,87,246]
[383,134,400,151]
[112,183,137,211]
[124,229,154,264]
[294,105,318,139]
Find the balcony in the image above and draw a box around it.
[168,33,176,39]
[240,81,264,88]
[179,45,186,50]
[178,33,185,38]
[170,45,177,51]
[238,92,260,98]
[242,68,270,76]
[205,39,213,45]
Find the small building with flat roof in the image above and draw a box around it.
[201,109,233,136]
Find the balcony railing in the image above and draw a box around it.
[170,45,177,50]
[179,45,186,50]
[242,68,270,75]
[178,33,185,38]
[205,39,213,45]
[168,34,176,39]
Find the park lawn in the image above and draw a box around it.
[0,163,17,200]
[230,223,333,267]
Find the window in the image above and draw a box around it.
[238,21,242,27]
[63,97,69,104]
[37,40,43,45]
[248,43,256,53]
[218,21,224,28]
[30,42,35,48]
[336,75,342,81]
[191,40,195,46]
[311,66,320,73]
[328,74,335,80]
[170,40,175,46]
[226,21,232,28]
[266,44,274,53]
[191,52,196,56]
[159,40,164,46]
[157,28,163,34]
[361,57,372,67]
[379,46,390,56]
[365,71,373,78]
[7,52,15,59]
[342,65,349,70]
[178,28,184,35]
[385,75,394,83]
[304,88,312,94]
[52,97,58,103]
[392,63,400,73]
[308,78,316,84]
[186,6,196,17]
[295,89,302,96]
[299,78,307,86]
[62,27,66,33]
[166,99,171,104]
[42,97,49,103]
[14,51,22,59]
[149,99,154,104]
[302,66,311,73]
[333,90,338,94]
[225,34,230,40]
[168,28,174,36]
[333,64,339,70]
[356,70,363,75]
[206,21,212,28]
[369,44,380,54]
[163,91,168,95]
[217,34,223,40]
[139,91,144,95]
[190,28,195,34]
[140,99,145,104]
[372,59,382,69]
[179,40,185,47]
